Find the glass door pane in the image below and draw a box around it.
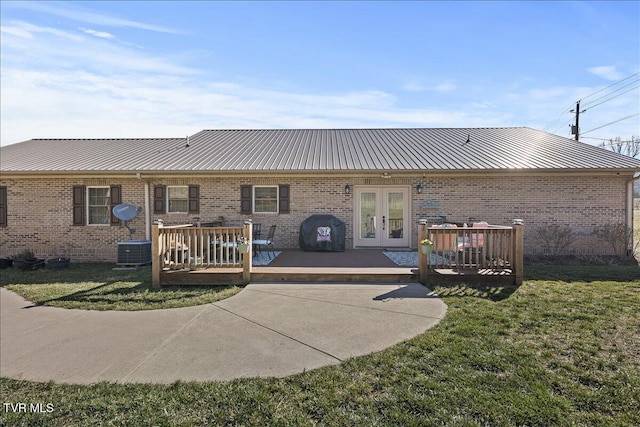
[355,187,409,247]
[359,191,377,240]
[387,191,404,240]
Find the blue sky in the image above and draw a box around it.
[1,1,638,147]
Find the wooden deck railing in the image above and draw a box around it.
[418,220,524,285]
[152,221,252,287]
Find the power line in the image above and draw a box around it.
[542,106,574,132]
[599,140,638,147]
[581,81,640,110]
[582,136,636,142]
[580,113,640,136]
[580,71,640,102]
[543,72,640,136]
[568,73,640,140]
[550,117,574,135]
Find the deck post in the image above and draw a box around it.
[151,223,161,288]
[418,220,429,285]
[242,220,252,285]
[512,219,524,286]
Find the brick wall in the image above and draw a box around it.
[0,173,631,261]
[414,174,629,255]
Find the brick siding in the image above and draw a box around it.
[0,173,632,261]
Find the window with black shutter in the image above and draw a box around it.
[188,185,199,214]
[110,185,122,225]
[154,185,166,214]
[240,185,252,214]
[279,184,290,213]
[240,184,291,214]
[72,185,86,226]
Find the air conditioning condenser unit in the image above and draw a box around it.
[117,240,151,266]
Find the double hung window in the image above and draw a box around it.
[253,186,278,214]
[167,186,189,213]
[87,187,110,225]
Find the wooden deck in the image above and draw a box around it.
[152,222,523,287]
[157,250,516,286]
[159,264,520,286]
[161,266,418,285]
[159,249,418,285]
[252,266,417,283]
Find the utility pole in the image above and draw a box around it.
[570,100,586,141]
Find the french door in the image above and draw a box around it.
[354,186,410,247]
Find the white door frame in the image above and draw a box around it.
[353,186,410,248]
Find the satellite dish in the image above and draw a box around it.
[113,204,141,221]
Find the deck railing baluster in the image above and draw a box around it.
[420,221,523,285]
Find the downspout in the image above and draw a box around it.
[145,181,151,240]
[628,173,640,227]
[137,173,151,241]
[628,173,640,255]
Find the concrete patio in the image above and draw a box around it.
[0,282,447,384]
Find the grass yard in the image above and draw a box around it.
[1,264,639,426]
[0,263,241,311]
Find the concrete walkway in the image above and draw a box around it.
[0,283,447,384]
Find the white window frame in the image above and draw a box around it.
[253,185,279,214]
[167,185,189,214]
[86,186,110,226]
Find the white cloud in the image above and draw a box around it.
[7,1,182,35]
[529,87,570,100]
[1,11,637,146]
[0,62,472,144]
[3,21,83,41]
[434,81,457,92]
[80,27,115,39]
[0,16,469,144]
[401,79,456,93]
[400,82,428,92]
[1,20,195,75]
[587,65,624,81]
[0,25,34,39]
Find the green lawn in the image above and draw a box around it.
[1,264,638,426]
[0,263,241,311]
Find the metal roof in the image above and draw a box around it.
[2,127,640,173]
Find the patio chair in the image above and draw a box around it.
[430,224,458,264]
[252,223,262,239]
[457,222,487,264]
[254,225,276,259]
[457,222,487,252]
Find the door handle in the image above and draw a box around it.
[382,215,385,231]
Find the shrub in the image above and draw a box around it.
[533,225,575,257]
[16,249,35,260]
[592,221,639,263]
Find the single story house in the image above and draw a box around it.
[1,127,639,262]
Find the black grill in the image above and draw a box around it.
[299,215,346,252]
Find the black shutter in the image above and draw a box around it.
[154,185,166,214]
[72,185,85,226]
[110,185,122,225]
[188,185,200,214]
[240,185,252,214]
[279,184,290,214]
[0,186,7,228]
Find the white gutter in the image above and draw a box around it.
[627,173,640,255]
[145,181,151,240]
[136,173,151,241]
